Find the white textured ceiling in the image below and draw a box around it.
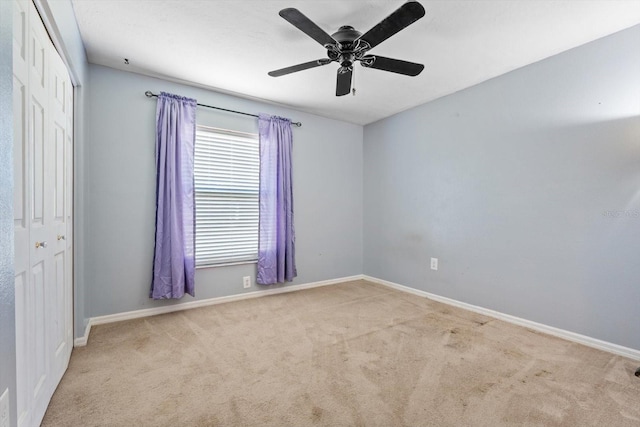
[71,0,640,125]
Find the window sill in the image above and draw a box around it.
[196,260,258,270]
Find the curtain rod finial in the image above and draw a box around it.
[145,91,155,98]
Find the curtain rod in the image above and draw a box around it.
[144,91,302,127]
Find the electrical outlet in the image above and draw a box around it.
[243,276,251,289]
[0,388,9,427]
[430,257,438,271]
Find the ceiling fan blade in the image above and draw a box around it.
[268,59,331,77]
[358,1,425,49]
[363,56,424,76]
[336,68,352,96]
[279,8,336,47]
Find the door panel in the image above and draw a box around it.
[53,122,65,222]
[12,0,27,64]
[30,260,49,419]
[14,272,28,427]
[13,1,29,424]
[30,97,45,227]
[29,17,46,93]
[12,78,26,229]
[53,251,67,358]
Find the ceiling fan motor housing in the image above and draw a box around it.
[331,25,362,45]
[329,26,369,68]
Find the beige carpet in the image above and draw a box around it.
[42,280,640,426]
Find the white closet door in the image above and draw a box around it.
[64,45,75,379]
[27,1,52,423]
[13,1,74,425]
[49,44,72,385]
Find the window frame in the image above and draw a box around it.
[194,124,260,269]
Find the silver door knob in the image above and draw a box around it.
[35,241,48,249]
[57,235,66,241]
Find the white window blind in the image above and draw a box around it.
[194,125,259,267]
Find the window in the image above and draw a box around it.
[194,125,259,266]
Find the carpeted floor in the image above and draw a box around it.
[42,280,640,426]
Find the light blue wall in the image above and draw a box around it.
[21,1,640,356]
[84,64,363,319]
[0,1,16,424]
[363,25,640,350]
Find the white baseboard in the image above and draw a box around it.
[363,275,640,361]
[74,275,364,347]
[75,273,640,361]
[74,321,92,347]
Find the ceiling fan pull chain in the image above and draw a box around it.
[352,69,357,96]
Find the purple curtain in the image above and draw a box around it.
[150,92,197,299]
[257,114,297,285]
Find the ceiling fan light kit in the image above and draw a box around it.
[268,1,426,96]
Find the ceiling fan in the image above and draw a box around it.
[268,1,426,96]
